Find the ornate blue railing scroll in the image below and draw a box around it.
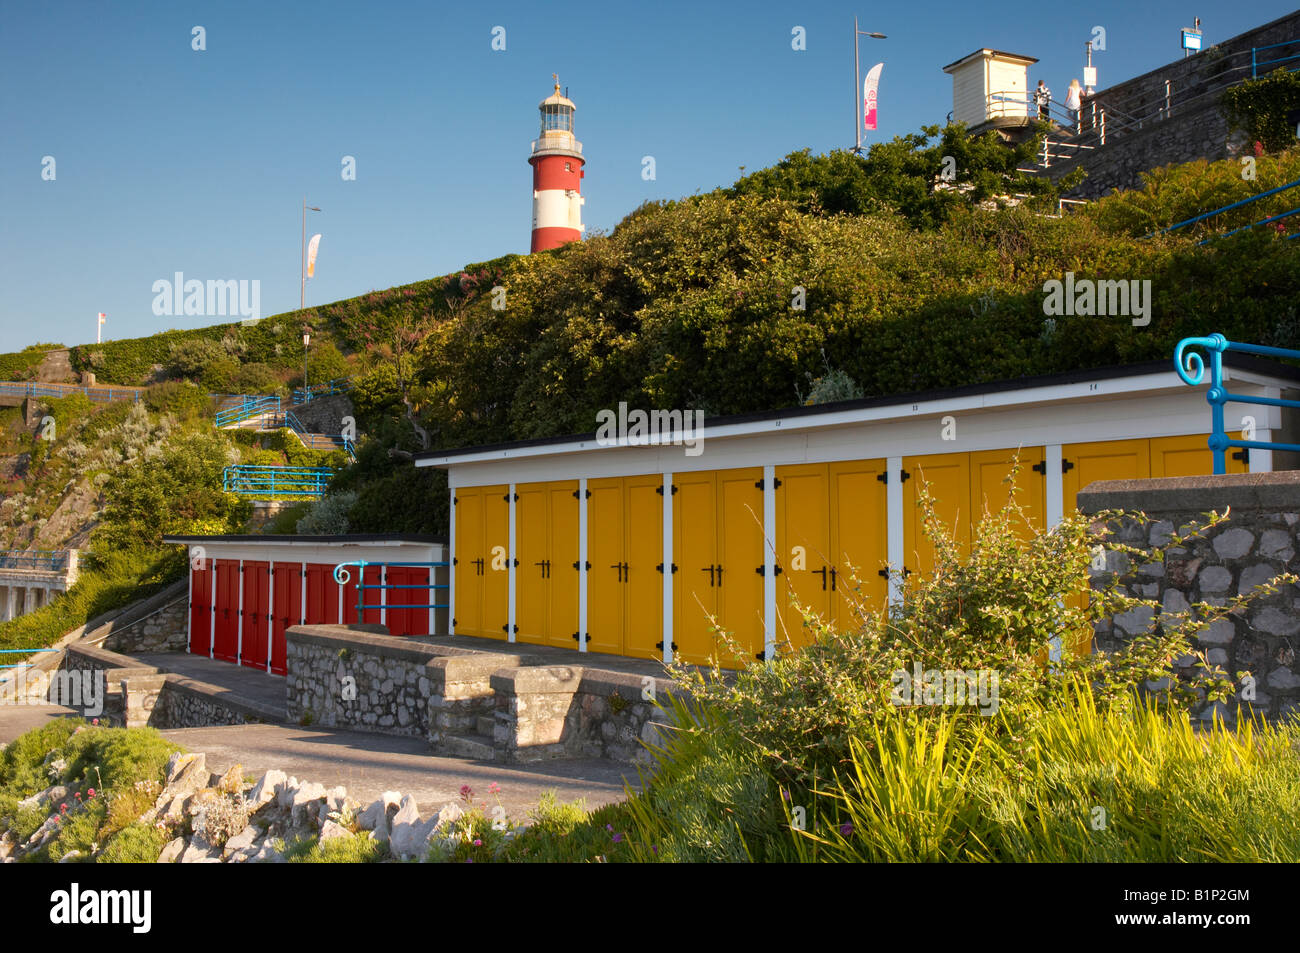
[1174,334,1300,474]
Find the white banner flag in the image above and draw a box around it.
[307,234,321,278]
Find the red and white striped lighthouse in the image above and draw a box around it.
[529,76,585,253]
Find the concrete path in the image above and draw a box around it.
[159,723,640,822]
[0,706,641,825]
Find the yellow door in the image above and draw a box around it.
[1062,439,1150,515]
[775,464,831,652]
[830,459,889,625]
[453,486,484,637]
[904,453,971,583]
[1151,433,1248,477]
[970,447,1046,538]
[624,475,663,660]
[481,485,510,640]
[673,471,719,666]
[586,478,625,656]
[717,468,765,666]
[547,482,580,648]
[515,484,548,645]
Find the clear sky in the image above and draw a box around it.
[0,1,1293,352]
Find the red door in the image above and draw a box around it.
[189,562,212,656]
[240,561,270,670]
[341,565,384,626]
[384,566,430,636]
[271,563,303,676]
[212,560,241,663]
[303,563,341,625]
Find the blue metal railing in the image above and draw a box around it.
[0,550,70,572]
[0,648,60,670]
[221,464,334,497]
[332,560,450,620]
[1152,179,1300,239]
[292,377,353,405]
[1251,38,1300,79]
[215,394,282,428]
[0,381,141,403]
[1174,334,1300,473]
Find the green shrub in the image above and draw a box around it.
[1223,70,1300,153]
[671,468,1262,790]
[144,381,212,419]
[200,358,240,392]
[235,362,282,394]
[166,338,227,380]
[97,823,169,863]
[301,340,351,385]
[288,831,390,863]
[58,725,181,792]
[785,683,1300,862]
[0,718,82,803]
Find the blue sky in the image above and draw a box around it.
[0,0,1293,353]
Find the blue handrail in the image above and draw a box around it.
[1174,334,1300,473]
[0,550,70,572]
[214,394,281,427]
[292,377,353,405]
[333,560,451,620]
[0,381,141,403]
[221,464,334,498]
[1152,179,1300,237]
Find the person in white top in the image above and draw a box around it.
[1065,79,1083,132]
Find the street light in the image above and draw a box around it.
[303,329,310,396]
[853,17,888,153]
[301,198,321,311]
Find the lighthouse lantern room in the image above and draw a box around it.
[529,76,585,252]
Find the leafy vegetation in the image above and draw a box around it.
[1223,69,1300,153]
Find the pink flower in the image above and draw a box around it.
[459,784,474,802]
[59,804,67,813]
[91,718,99,726]
[488,782,500,795]
[87,789,95,798]
[473,838,482,847]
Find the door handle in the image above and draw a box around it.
[535,560,547,578]
[621,561,629,581]
[610,563,625,582]
[700,566,715,586]
[830,567,838,591]
[814,567,828,590]
[715,564,723,587]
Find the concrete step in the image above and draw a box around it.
[475,715,496,737]
[442,733,495,761]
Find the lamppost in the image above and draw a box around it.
[301,198,321,310]
[302,329,310,396]
[853,18,888,153]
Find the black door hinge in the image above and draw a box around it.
[755,564,782,576]
[655,640,678,651]
[755,649,767,662]
[1032,461,1047,475]
[877,471,888,484]
[1232,449,1248,462]
[1062,459,1075,473]
[452,557,458,566]
[656,484,677,495]
[900,469,911,482]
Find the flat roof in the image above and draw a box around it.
[413,355,1300,467]
[161,533,447,546]
[943,48,1039,72]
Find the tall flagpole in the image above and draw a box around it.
[854,17,861,154]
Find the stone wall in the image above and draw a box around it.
[61,643,271,729]
[288,393,354,435]
[286,624,493,736]
[1058,10,1300,198]
[99,594,189,653]
[286,624,680,763]
[490,667,675,764]
[1079,472,1300,726]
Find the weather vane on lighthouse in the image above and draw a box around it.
[528,75,585,252]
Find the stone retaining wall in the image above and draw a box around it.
[1079,471,1300,725]
[99,595,189,654]
[285,624,493,736]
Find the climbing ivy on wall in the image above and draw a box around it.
[1223,70,1300,152]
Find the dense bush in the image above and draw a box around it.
[1223,70,1300,153]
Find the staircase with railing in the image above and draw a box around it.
[991,34,1300,177]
